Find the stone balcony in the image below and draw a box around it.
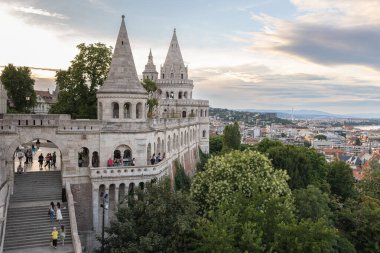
[90,159,170,181]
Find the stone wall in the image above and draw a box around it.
[70,183,93,231]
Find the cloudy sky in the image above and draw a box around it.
[0,0,380,115]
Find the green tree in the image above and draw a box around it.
[328,161,357,201]
[191,150,291,215]
[265,145,329,191]
[141,78,158,118]
[49,43,112,118]
[222,122,241,152]
[0,64,36,113]
[358,169,380,200]
[101,178,198,253]
[293,185,332,221]
[274,218,356,253]
[174,161,191,192]
[256,138,283,154]
[333,198,380,252]
[196,148,209,172]
[195,192,294,253]
[209,135,223,155]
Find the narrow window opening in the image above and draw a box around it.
[121,41,124,45]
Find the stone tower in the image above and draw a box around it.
[157,29,193,101]
[142,49,158,81]
[0,79,7,114]
[97,15,148,122]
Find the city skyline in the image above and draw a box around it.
[0,0,380,114]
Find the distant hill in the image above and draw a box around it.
[239,109,380,120]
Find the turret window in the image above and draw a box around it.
[112,102,119,119]
[170,92,174,99]
[184,92,188,99]
[162,74,165,79]
[136,102,142,119]
[122,41,124,45]
[124,103,131,118]
[179,92,183,99]
[181,73,183,79]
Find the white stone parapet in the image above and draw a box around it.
[159,99,209,107]
[90,159,170,180]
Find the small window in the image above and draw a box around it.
[122,41,124,45]
[181,73,183,79]
[162,74,165,79]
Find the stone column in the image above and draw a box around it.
[92,187,99,233]
[105,186,110,226]
[114,187,119,206]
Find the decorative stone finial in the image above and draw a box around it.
[122,14,125,19]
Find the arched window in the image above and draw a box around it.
[128,183,135,196]
[162,73,165,79]
[179,92,183,99]
[114,145,132,166]
[78,147,89,167]
[112,102,119,119]
[170,91,174,99]
[200,109,204,117]
[99,102,103,120]
[181,73,184,79]
[205,109,208,117]
[166,91,170,99]
[202,130,207,138]
[184,92,188,99]
[136,103,142,119]
[119,183,126,202]
[124,103,131,118]
[91,151,99,167]
[182,111,186,118]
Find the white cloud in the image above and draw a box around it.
[14,6,68,19]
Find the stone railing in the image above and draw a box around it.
[90,159,170,179]
[159,99,209,107]
[156,79,194,85]
[65,182,82,253]
[149,117,199,129]
[0,179,10,253]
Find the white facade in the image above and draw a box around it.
[0,16,209,237]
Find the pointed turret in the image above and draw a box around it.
[160,29,188,80]
[143,49,158,81]
[98,15,147,94]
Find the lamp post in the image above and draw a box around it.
[100,192,109,253]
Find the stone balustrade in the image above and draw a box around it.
[90,159,170,179]
[159,99,209,106]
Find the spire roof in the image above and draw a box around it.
[163,28,185,69]
[98,15,147,94]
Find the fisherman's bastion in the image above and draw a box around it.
[0,16,209,252]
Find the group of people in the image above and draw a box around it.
[48,202,65,249]
[150,152,165,165]
[107,157,136,167]
[38,152,57,170]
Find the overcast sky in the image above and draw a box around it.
[1,0,380,114]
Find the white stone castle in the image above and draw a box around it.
[0,16,209,248]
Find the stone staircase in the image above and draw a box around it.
[3,171,72,251]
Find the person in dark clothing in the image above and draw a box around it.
[38,153,44,170]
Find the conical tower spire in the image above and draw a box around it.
[143,48,158,81]
[161,28,188,80]
[98,15,147,94]
[163,28,185,68]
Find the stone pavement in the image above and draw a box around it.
[14,143,61,173]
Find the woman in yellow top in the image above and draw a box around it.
[51,227,58,249]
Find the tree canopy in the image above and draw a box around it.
[49,43,112,119]
[141,78,158,118]
[0,64,36,113]
[191,150,291,215]
[327,161,357,201]
[222,122,241,152]
[101,178,197,253]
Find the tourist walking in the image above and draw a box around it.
[59,225,65,246]
[51,152,57,169]
[56,202,63,224]
[44,153,51,169]
[38,153,44,170]
[48,202,55,226]
[150,154,155,165]
[51,227,58,249]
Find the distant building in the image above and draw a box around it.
[33,89,57,114]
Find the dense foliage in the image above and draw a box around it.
[49,43,112,118]
[222,122,241,152]
[0,64,36,113]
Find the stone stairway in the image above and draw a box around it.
[3,171,72,251]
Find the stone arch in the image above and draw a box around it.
[136,102,142,119]
[170,91,174,99]
[200,109,204,117]
[157,137,161,154]
[109,184,116,214]
[167,136,171,152]
[114,145,132,166]
[92,151,99,167]
[112,102,119,119]
[202,130,207,138]
[78,147,89,167]
[128,183,135,196]
[123,102,131,119]
[184,91,188,99]
[161,139,165,154]
[182,110,186,118]
[179,91,183,99]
